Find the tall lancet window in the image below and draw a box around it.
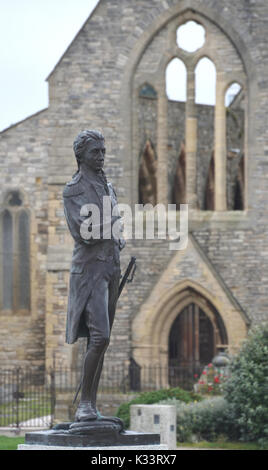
[0,191,30,313]
[165,58,187,204]
[225,82,245,210]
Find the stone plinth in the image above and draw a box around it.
[130,404,177,450]
[18,444,168,450]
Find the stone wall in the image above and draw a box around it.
[0,111,49,369]
[193,229,268,325]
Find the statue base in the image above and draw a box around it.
[20,422,163,449]
[18,443,168,450]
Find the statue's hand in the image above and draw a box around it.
[119,238,126,251]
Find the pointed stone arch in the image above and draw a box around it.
[138,139,157,205]
[204,150,215,210]
[131,233,249,388]
[120,2,256,208]
[132,278,229,387]
[172,141,186,206]
[0,190,31,313]
[234,153,244,210]
[151,280,228,359]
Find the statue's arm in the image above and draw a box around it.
[63,196,102,246]
[63,195,123,246]
[109,184,126,251]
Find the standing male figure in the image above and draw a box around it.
[63,130,125,422]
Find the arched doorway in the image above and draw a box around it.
[132,272,249,390]
[168,301,228,387]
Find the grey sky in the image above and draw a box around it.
[0,0,99,131]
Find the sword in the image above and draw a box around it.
[72,256,137,405]
[118,256,136,297]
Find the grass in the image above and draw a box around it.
[177,440,265,450]
[0,435,265,450]
[0,435,25,450]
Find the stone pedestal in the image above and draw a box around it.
[17,426,167,450]
[18,443,168,450]
[130,404,177,450]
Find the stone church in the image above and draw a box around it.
[0,0,267,387]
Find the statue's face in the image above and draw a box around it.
[83,139,106,171]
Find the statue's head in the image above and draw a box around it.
[73,129,105,172]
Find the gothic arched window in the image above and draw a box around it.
[0,191,30,313]
[166,57,187,102]
[134,12,247,211]
[225,82,245,210]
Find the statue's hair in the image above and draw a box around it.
[73,129,104,169]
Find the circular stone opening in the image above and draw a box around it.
[176,20,206,53]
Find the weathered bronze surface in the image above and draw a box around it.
[24,428,160,448]
[63,130,125,425]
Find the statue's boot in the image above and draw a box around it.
[75,401,97,422]
[90,356,124,430]
[95,409,124,429]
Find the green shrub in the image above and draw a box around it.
[115,387,202,429]
[161,396,233,442]
[223,324,268,445]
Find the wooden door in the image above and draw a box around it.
[168,303,215,384]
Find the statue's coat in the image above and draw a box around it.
[63,170,121,344]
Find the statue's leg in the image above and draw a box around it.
[75,277,110,422]
[91,268,124,428]
[90,354,105,416]
[91,268,120,411]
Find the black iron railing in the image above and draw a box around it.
[0,363,203,428]
[0,367,54,429]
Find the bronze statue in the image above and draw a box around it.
[63,130,126,426]
[24,132,158,446]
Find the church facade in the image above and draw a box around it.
[0,0,267,384]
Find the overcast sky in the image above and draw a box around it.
[0,1,236,133]
[0,0,99,131]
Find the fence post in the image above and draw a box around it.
[15,367,20,429]
[49,367,56,429]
